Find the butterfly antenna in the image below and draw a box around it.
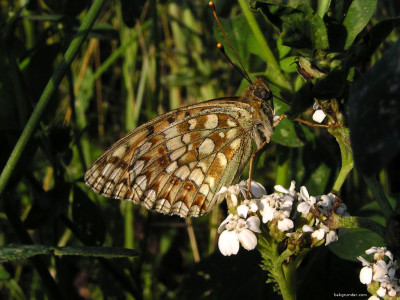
[209,2,252,84]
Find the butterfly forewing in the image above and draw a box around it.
[85,78,274,217]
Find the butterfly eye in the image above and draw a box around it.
[253,88,271,101]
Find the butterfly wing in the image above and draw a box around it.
[85,98,257,217]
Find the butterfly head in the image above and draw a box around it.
[249,77,272,102]
[245,77,275,147]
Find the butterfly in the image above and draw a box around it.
[84,77,275,217]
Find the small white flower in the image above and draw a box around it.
[309,223,337,245]
[237,199,259,218]
[246,216,261,233]
[311,227,326,240]
[238,228,258,250]
[365,247,393,261]
[368,296,380,300]
[312,109,326,123]
[217,213,261,256]
[218,230,239,256]
[312,103,326,123]
[258,196,276,223]
[218,214,234,234]
[317,194,333,214]
[297,186,316,214]
[302,225,314,233]
[246,181,267,197]
[373,260,390,282]
[274,180,297,197]
[278,218,294,232]
[216,186,240,206]
[237,204,249,218]
[325,230,338,245]
[359,265,373,284]
[217,180,266,207]
[377,284,387,297]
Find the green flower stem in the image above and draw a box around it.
[274,249,296,300]
[238,0,292,91]
[329,125,354,193]
[329,215,386,238]
[362,175,393,220]
[259,235,297,300]
[0,0,107,198]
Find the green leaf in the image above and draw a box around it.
[348,39,400,175]
[279,56,297,73]
[342,0,377,49]
[254,2,329,50]
[0,245,139,263]
[272,119,311,147]
[346,18,400,67]
[214,15,253,70]
[328,228,385,261]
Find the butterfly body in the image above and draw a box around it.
[85,78,274,217]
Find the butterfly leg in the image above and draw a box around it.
[245,140,269,200]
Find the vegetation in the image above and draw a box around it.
[0,0,399,299]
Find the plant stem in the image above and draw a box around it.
[274,249,296,300]
[330,215,386,238]
[258,236,297,300]
[0,0,107,198]
[329,125,354,193]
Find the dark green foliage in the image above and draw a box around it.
[0,0,399,299]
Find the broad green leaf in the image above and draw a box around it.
[328,228,385,261]
[342,0,377,49]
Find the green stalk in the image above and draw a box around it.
[0,0,108,198]
[275,146,290,187]
[329,125,354,193]
[330,215,386,238]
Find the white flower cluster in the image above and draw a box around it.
[358,247,399,299]
[217,180,348,256]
